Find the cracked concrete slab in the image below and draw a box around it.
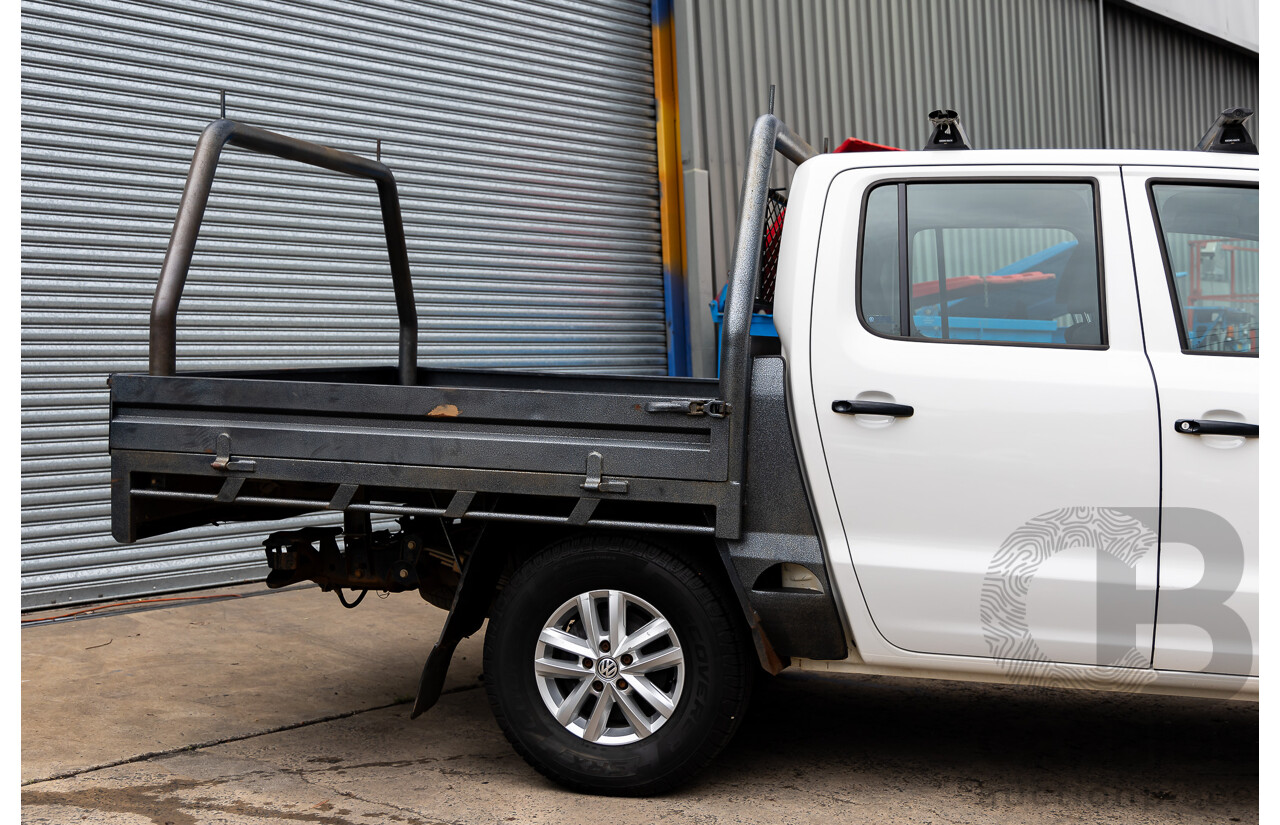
[21,582,1257,823]
[23,642,1258,824]
[21,583,483,783]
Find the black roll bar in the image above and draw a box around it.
[149,119,419,385]
[718,115,816,486]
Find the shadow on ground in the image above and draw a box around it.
[710,671,1256,819]
[23,667,1257,825]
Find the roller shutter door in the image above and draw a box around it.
[22,0,666,609]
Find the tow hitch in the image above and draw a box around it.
[263,523,425,595]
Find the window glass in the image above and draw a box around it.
[1151,184,1258,355]
[860,181,1102,346]
[859,184,900,335]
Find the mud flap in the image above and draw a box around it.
[717,543,787,675]
[409,548,506,719]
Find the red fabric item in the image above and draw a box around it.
[910,271,1055,299]
[833,137,903,153]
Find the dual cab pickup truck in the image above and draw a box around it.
[109,111,1259,795]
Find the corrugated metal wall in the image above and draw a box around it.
[676,0,1258,294]
[21,0,665,609]
[1105,3,1259,151]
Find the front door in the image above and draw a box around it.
[810,166,1159,667]
[1123,168,1258,677]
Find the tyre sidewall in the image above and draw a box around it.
[486,543,734,793]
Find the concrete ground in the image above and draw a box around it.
[22,583,1257,824]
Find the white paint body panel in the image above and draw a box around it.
[1122,166,1258,677]
[771,149,1258,700]
[808,165,1159,665]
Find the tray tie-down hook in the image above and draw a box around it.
[210,433,256,472]
[581,451,628,494]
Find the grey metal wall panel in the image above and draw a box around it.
[22,0,664,609]
[677,0,1257,293]
[1105,2,1259,151]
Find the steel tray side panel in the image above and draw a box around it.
[110,449,742,542]
[109,373,730,482]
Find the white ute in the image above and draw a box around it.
[109,108,1258,795]
[774,114,1258,700]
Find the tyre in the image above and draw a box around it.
[482,535,753,795]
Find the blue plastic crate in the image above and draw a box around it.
[709,286,778,337]
[710,286,777,375]
[913,314,1058,343]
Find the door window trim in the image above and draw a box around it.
[1145,178,1259,358]
[854,176,1110,351]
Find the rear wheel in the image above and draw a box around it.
[483,536,752,795]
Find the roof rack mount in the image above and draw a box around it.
[923,109,972,150]
[1196,107,1257,154]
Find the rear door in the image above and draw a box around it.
[1123,168,1258,676]
[809,165,1160,667]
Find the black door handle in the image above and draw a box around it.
[1175,419,1258,437]
[832,400,914,418]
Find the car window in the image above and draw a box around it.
[1150,183,1258,355]
[859,181,1103,347]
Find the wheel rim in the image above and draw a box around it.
[534,589,685,746]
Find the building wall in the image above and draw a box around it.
[1119,0,1259,52]
[21,0,665,609]
[1106,2,1259,150]
[674,0,1259,375]
[21,0,1259,608]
